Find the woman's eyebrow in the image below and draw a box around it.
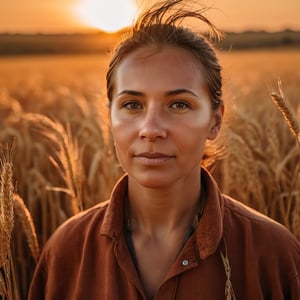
[116,89,198,98]
[165,89,198,97]
[117,90,144,97]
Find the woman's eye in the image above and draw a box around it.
[170,101,191,110]
[122,101,142,110]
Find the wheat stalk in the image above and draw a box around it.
[0,142,15,300]
[270,81,300,237]
[271,80,300,147]
[13,194,40,262]
[0,144,14,267]
[220,238,236,300]
[23,113,83,215]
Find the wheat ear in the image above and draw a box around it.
[220,237,236,300]
[13,194,40,262]
[271,80,300,147]
[0,144,14,268]
[0,142,14,300]
[24,113,83,215]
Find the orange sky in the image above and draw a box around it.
[1,0,300,33]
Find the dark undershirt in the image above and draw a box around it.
[125,176,207,278]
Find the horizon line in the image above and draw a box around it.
[0,27,300,36]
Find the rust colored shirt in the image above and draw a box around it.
[28,169,300,299]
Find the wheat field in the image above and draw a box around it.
[0,49,300,299]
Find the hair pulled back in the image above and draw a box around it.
[106,0,224,109]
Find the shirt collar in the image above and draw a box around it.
[196,168,224,259]
[100,168,224,258]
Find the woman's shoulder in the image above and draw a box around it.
[43,201,110,253]
[222,194,300,248]
[222,194,300,288]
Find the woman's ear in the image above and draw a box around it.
[207,103,224,140]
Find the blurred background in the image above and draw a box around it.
[1,0,300,33]
[0,1,299,299]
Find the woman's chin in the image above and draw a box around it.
[129,172,176,190]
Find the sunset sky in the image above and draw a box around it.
[1,0,300,33]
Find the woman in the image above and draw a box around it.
[28,1,300,299]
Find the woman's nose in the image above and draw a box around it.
[139,106,167,141]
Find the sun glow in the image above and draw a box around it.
[74,0,137,32]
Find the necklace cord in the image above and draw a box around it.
[124,176,207,273]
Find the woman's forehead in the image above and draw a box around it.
[113,46,208,96]
[117,46,204,78]
[123,45,196,63]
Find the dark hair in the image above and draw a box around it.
[106,0,224,110]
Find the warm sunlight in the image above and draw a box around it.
[74,0,137,32]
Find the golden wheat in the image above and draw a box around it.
[269,81,300,234]
[23,113,83,216]
[13,194,40,262]
[1,50,299,298]
[0,143,14,300]
[271,81,300,146]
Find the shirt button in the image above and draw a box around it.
[182,259,189,266]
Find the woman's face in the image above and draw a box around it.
[110,46,223,189]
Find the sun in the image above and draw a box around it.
[74,0,137,32]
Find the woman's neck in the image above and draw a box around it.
[127,175,202,238]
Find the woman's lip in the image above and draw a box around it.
[133,152,174,165]
[134,152,174,158]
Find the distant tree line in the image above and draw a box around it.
[0,30,299,56]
